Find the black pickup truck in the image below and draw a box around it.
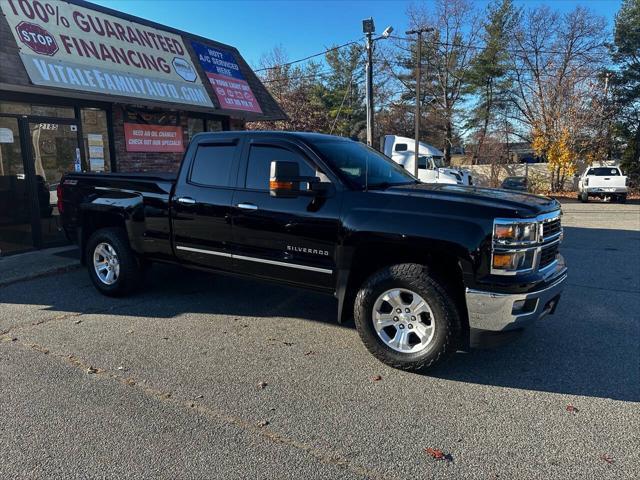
[59,131,567,371]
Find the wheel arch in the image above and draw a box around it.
[336,239,470,345]
[79,200,144,264]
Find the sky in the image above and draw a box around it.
[93,0,622,69]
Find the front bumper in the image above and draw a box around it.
[465,270,567,332]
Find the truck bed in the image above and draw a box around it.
[60,171,176,260]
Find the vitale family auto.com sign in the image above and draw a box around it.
[1,0,214,108]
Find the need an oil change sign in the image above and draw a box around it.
[1,0,213,108]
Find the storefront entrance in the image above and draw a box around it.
[0,114,82,255]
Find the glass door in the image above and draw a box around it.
[28,120,82,247]
[0,116,32,255]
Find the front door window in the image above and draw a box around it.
[29,121,82,247]
[0,117,32,255]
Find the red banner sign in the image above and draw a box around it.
[124,123,184,153]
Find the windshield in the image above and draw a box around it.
[309,139,417,189]
[432,156,446,168]
[587,167,620,176]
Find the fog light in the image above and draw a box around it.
[493,253,513,268]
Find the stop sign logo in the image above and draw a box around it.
[15,22,58,57]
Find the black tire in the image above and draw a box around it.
[579,191,588,203]
[354,263,461,372]
[618,194,627,204]
[86,227,142,297]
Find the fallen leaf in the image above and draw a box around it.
[86,367,98,374]
[257,381,268,390]
[162,337,169,340]
[566,404,579,414]
[372,375,383,382]
[304,350,315,356]
[195,395,204,399]
[257,420,269,427]
[600,454,614,464]
[424,448,453,462]
[74,320,83,325]
[283,341,294,346]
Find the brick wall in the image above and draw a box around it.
[112,106,186,173]
[112,107,246,173]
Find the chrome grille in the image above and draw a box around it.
[543,217,561,240]
[539,243,559,268]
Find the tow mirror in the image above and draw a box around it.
[269,160,320,198]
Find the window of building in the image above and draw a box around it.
[190,144,237,187]
[207,119,223,132]
[0,101,74,118]
[188,118,205,142]
[245,145,316,191]
[81,109,111,172]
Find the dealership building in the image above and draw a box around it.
[0,0,285,255]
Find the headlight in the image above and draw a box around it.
[492,249,536,272]
[492,219,540,275]
[493,221,538,245]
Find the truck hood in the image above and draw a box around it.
[383,183,560,217]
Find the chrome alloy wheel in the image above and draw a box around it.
[372,288,436,353]
[93,242,120,285]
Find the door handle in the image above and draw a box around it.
[237,202,258,211]
[176,197,196,205]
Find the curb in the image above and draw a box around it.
[0,263,82,288]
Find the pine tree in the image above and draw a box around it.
[467,0,518,164]
[611,0,640,183]
[324,44,366,139]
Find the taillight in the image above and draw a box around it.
[57,183,64,214]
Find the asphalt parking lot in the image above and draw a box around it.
[1,200,638,479]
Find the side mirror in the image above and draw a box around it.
[269,160,319,198]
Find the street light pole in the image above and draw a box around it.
[406,27,433,177]
[363,18,393,149]
[363,18,375,147]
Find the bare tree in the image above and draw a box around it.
[508,6,608,190]
[406,0,481,164]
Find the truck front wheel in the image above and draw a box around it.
[354,263,461,372]
[86,228,142,297]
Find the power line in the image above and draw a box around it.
[255,40,361,72]
[389,35,607,57]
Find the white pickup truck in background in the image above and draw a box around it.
[381,135,473,186]
[578,166,628,203]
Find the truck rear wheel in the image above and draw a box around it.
[579,191,588,203]
[354,263,461,372]
[86,228,142,297]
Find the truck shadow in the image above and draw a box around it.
[431,225,640,402]
[1,226,638,402]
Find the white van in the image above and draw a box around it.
[381,135,473,186]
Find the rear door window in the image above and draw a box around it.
[190,144,238,187]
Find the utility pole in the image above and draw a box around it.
[363,18,375,147]
[604,72,612,161]
[406,27,433,177]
